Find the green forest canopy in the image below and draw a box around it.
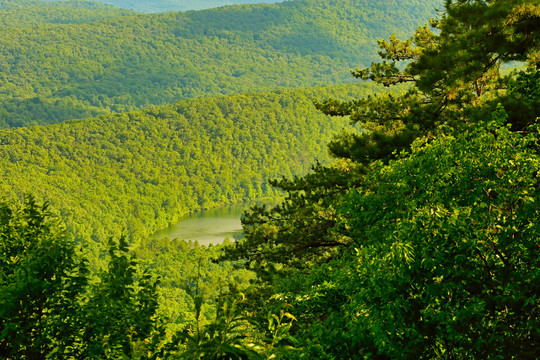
[0,0,439,128]
[220,0,540,357]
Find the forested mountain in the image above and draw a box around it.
[0,0,135,26]
[0,82,383,247]
[0,0,438,128]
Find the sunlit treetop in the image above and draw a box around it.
[314,0,539,165]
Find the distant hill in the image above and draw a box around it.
[0,0,135,26]
[0,82,386,245]
[64,0,285,13]
[0,0,439,128]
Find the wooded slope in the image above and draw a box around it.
[0,83,382,245]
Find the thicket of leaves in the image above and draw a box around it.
[0,197,162,359]
[264,112,540,359]
[0,197,297,359]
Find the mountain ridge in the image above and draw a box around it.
[63,0,286,13]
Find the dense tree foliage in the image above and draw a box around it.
[262,113,540,359]
[0,0,437,128]
[0,196,87,358]
[0,197,296,359]
[0,197,162,359]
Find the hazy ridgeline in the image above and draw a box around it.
[76,0,286,13]
[0,0,137,26]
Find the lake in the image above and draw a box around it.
[151,203,251,246]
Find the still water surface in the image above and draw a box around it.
[151,203,250,246]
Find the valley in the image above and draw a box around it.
[2,0,537,358]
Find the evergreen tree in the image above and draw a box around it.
[317,0,539,163]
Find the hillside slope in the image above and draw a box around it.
[0,0,438,128]
[0,82,386,246]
